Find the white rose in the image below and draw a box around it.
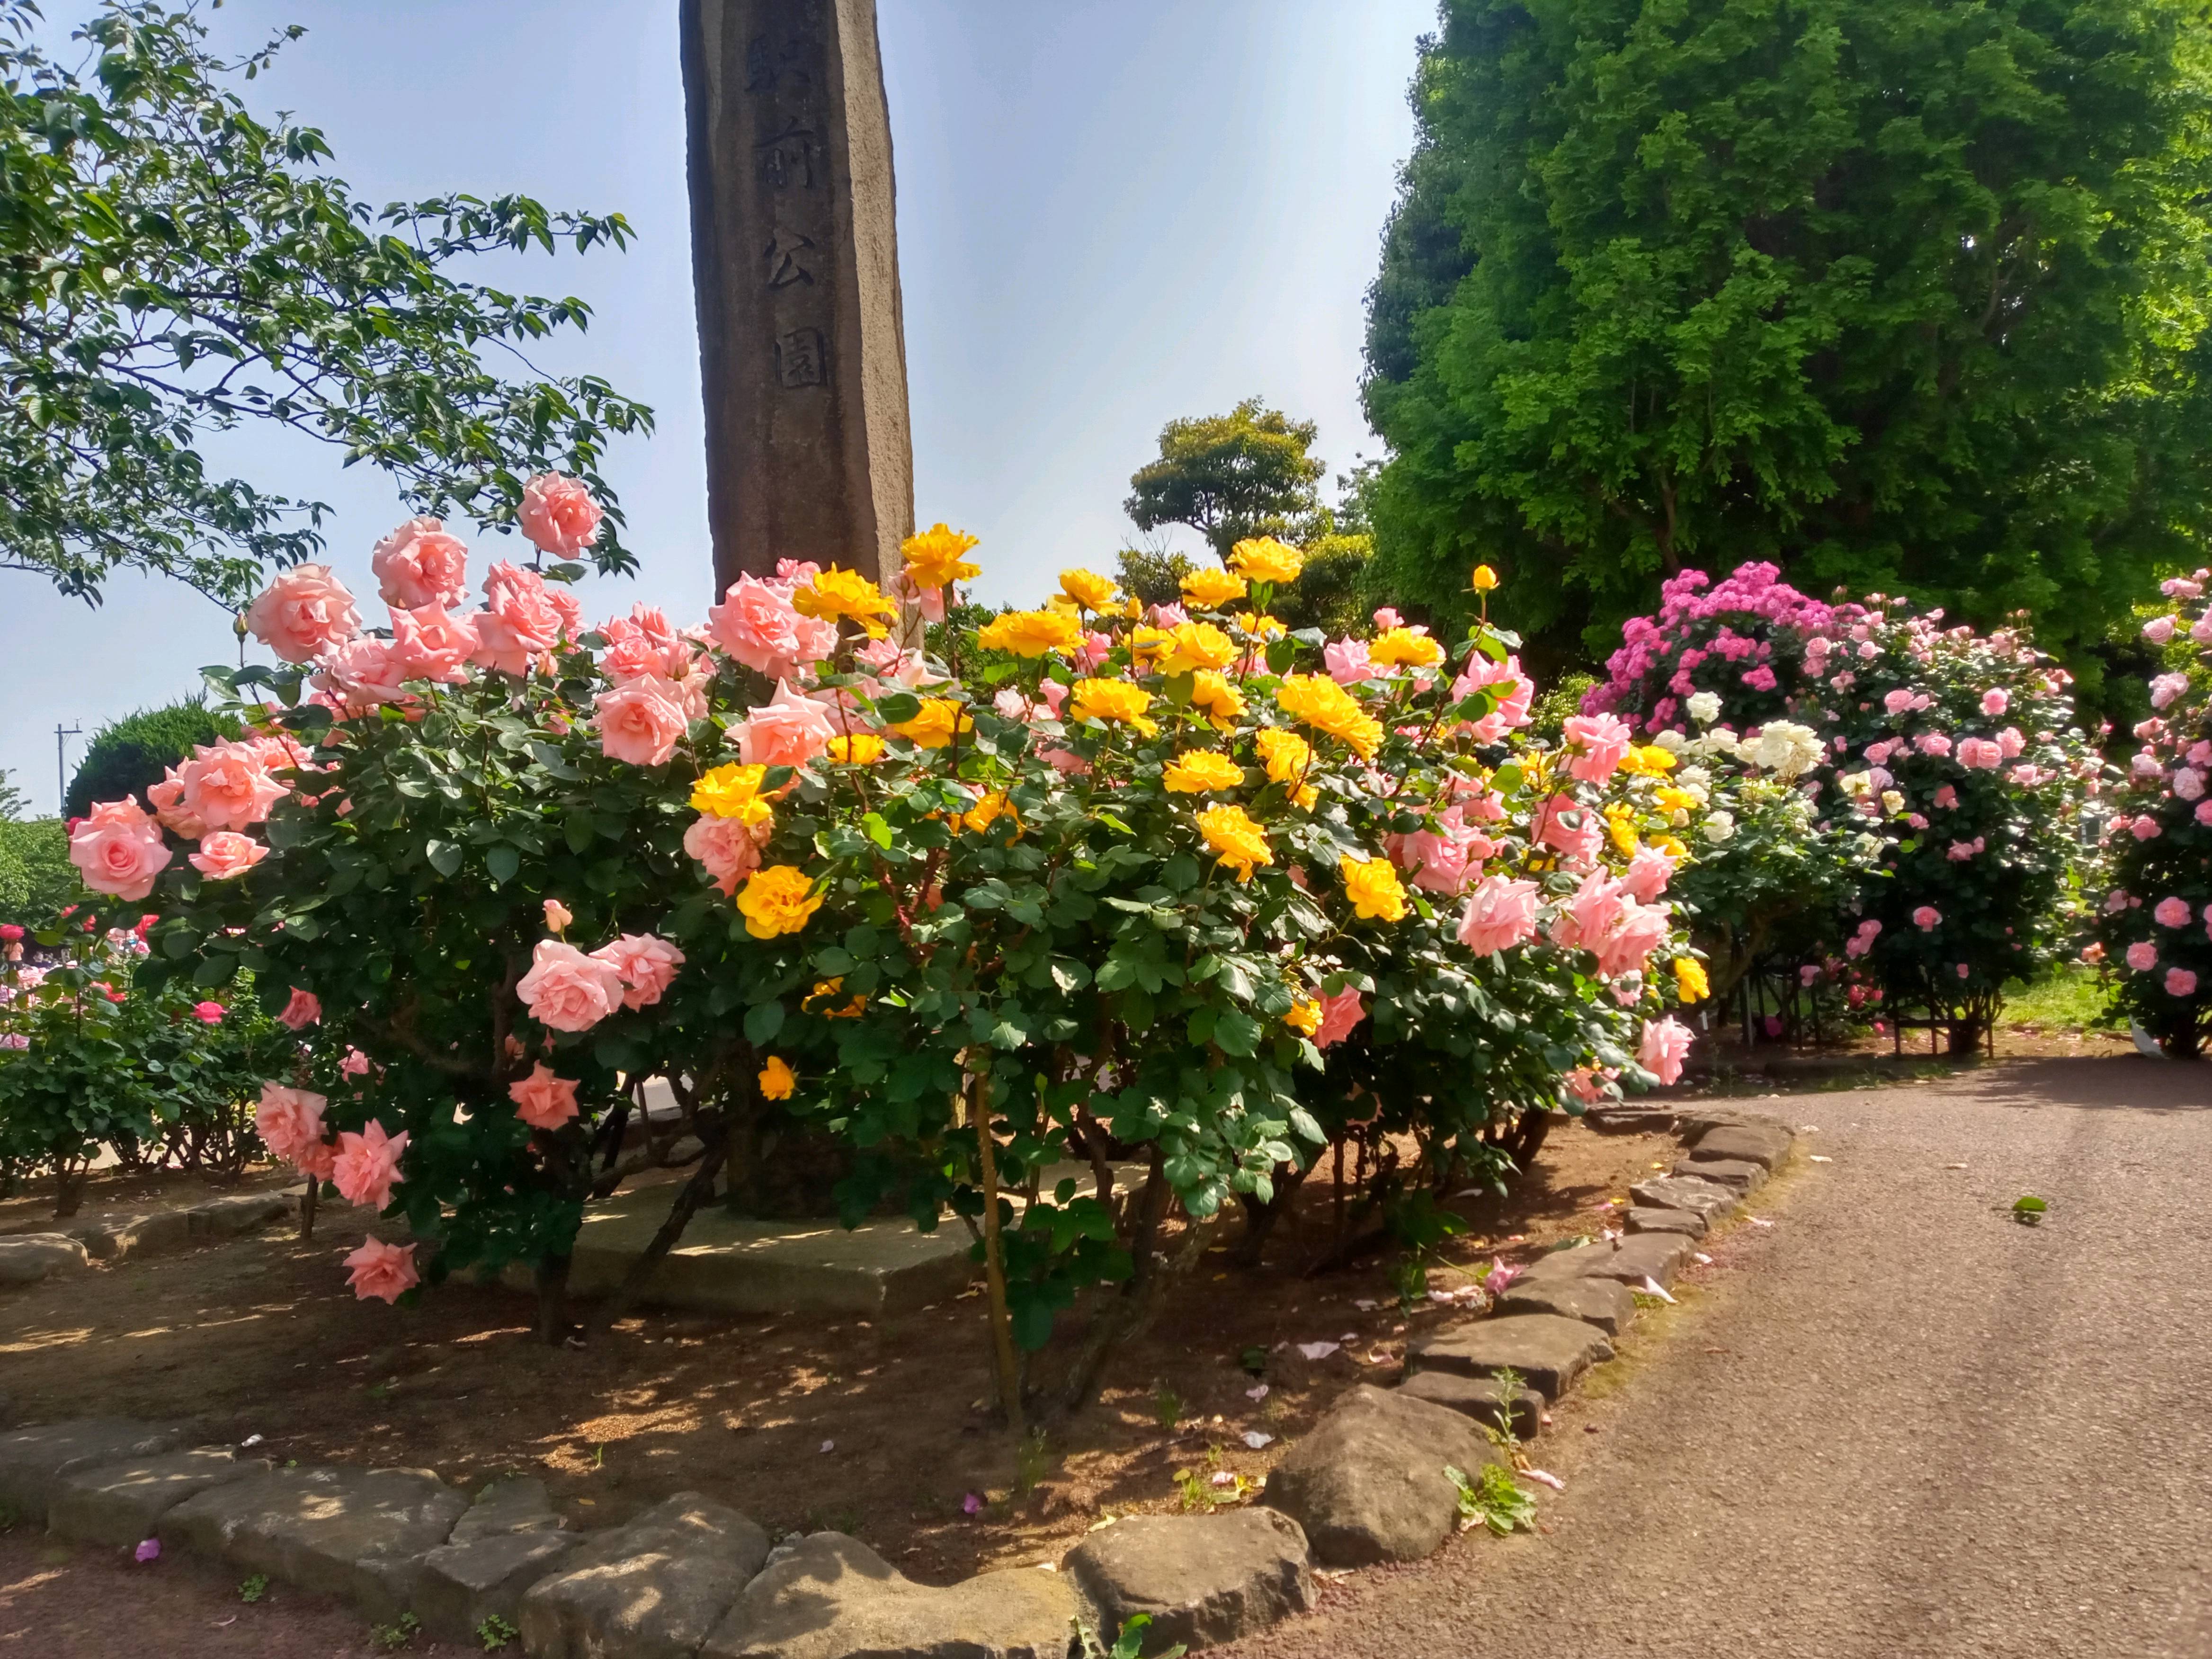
[1686,691,1722,726]
[1880,789,1905,814]
[1702,811,1737,844]
[1653,728,1686,752]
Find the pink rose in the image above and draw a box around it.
[589,932,685,1010]
[599,606,692,682]
[1622,844,1676,902]
[1591,900,1670,979]
[1980,689,2008,716]
[332,1119,409,1210]
[254,1082,328,1164]
[1533,795,1604,865]
[2155,897,2191,928]
[2125,941,2158,972]
[370,517,470,609]
[1313,986,1366,1049]
[1956,737,2004,770]
[344,1236,419,1304]
[470,562,570,676]
[277,986,322,1029]
[1914,731,1952,758]
[340,1048,371,1079]
[187,830,268,882]
[517,938,624,1032]
[1450,653,1533,742]
[313,636,416,715]
[245,564,361,664]
[544,899,573,933]
[517,472,604,557]
[593,673,693,767]
[1638,1016,1694,1086]
[1932,785,1958,810]
[1385,829,1475,896]
[146,768,207,838]
[2141,615,2176,644]
[1457,874,1542,955]
[709,575,835,679]
[1324,638,1375,685]
[1883,688,1915,715]
[177,743,286,833]
[684,813,766,895]
[1997,726,2025,758]
[191,1001,224,1025]
[2133,817,2163,841]
[1912,906,1941,931]
[2169,967,2201,998]
[69,800,172,900]
[1562,713,1632,782]
[390,603,478,685]
[2199,800,2212,827]
[735,680,839,769]
[509,1063,582,1130]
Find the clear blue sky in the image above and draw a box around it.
[2,0,1437,813]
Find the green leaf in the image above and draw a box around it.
[485,845,521,886]
[744,1001,785,1045]
[425,838,463,877]
[1213,1010,1262,1056]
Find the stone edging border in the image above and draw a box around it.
[0,1189,292,1285]
[0,1108,1795,1658]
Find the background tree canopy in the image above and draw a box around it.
[1124,395,1326,562]
[62,696,237,819]
[1362,0,2212,685]
[0,0,652,609]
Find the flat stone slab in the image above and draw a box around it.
[1391,1371,1543,1440]
[1690,1121,1794,1170]
[49,1447,267,1548]
[1570,1232,1693,1291]
[64,1209,195,1261]
[188,1192,293,1238]
[1262,1384,1503,1568]
[705,1530,1077,1659]
[519,1491,768,1659]
[1675,1156,1766,1194]
[0,1419,181,1524]
[527,1186,975,1319]
[1494,1274,1639,1336]
[161,1464,468,1621]
[1062,1509,1313,1653]
[1629,1175,1738,1218]
[1626,1206,1707,1238]
[418,1528,580,1646]
[0,1233,90,1287]
[450,1474,563,1545]
[1405,1314,1614,1402]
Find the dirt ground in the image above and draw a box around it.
[0,1120,1683,1595]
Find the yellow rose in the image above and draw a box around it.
[1674,956,1709,1004]
[1655,786,1699,815]
[961,789,1020,835]
[1471,564,1500,592]
[690,762,774,827]
[901,523,981,590]
[1605,805,1639,858]
[892,698,973,749]
[1070,678,1158,737]
[1190,670,1246,730]
[1163,621,1237,675]
[793,568,900,638]
[1368,627,1445,669]
[1228,537,1304,585]
[825,733,886,765]
[1231,611,1286,639]
[1652,832,1688,861]
[758,1055,796,1100]
[1339,853,1408,921]
[804,977,867,1018]
[1619,745,1677,776]
[1284,998,1322,1037]
[1059,568,1119,612]
[1163,749,1245,794]
[1254,726,1318,808]
[1180,566,1249,609]
[736,865,822,940]
[1128,625,1175,669]
[978,608,1086,658]
[1274,674,1384,759]
[1196,802,1272,883]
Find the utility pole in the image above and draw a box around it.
[54,723,80,818]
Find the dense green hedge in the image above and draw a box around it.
[64,699,240,819]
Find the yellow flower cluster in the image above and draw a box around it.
[1368,627,1444,669]
[1228,537,1304,585]
[1254,727,1317,808]
[794,568,899,637]
[1162,622,1237,675]
[1274,674,1383,759]
[1181,566,1248,608]
[1163,749,1244,794]
[901,524,981,590]
[1606,805,1639,858]
[1059,568,1119,612]
[1340,853,1408,922]
[1674,957,1709,1003]
[894,698,973,749]
[978,608,1085,658]
[825,733,886,765]
[1196,802,1271,883]
[691,762,774,828]
[1189,671,1245,730]
[737,865,822,940]
[1070,678,1158,737]
[1618,745,1677,777]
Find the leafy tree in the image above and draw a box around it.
[0,1,652,608]
[1113,539,1196,610]
[0,768,26,818]
[0,818,73,921]
[1363,0,2212,683]
[1125,397,1325,563]
[65,697,239,819]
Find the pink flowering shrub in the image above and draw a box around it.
[2094,573,2212,1055]
[1586,563,1842,736]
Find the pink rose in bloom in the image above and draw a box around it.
[1457,875,1542,955]
[69,800,172,900]
[1638,1017,1694,1086]
[2155,897,2192,928]
[1956,737,2004,770]
[2126,941,2158,972]
[2194,612,2212,646]
[1592,901,1671,980]
[246,564,361,663]
[2197,800,2212,826]
[1372,607,1403,630]
[517,938,625,1032]
[2169,767,2204,801]
[1533,795,1605,865]
[684,814,766,894]
[2167,968,2199,997]
[2133,817,2163,841]
[389,603,478,685]
[1562,714,1632,782]
[1148,603,1189,628]
[146,768,206,838]
[1450,653,1533,741]
[276,986,321,1029]
[2150,672,2190,712]
[255,1082,327,1163]
[735,680,839,769]
[190,1001,224,1025]
[1622,845,1677,902]
[589,932,686,1010]
[177,744,286,833]
[1552,870,1625,953]
[517,472,605,557]
[340,1047,372,1079]
[1956,963,1971,980]
[314,636,415,715]
[1997,726,2025,758]
[1385,829,1476,896]
[1739,665,1778,692]
[1324,637,1375,685]
[1561,1067,1611,1106]
[1912,906,1941,931]
[1980,689,2009,716]
[370,517,470,609]
[1946,839,1980,862]
[470,562,570,675]
[709,574,830,680]
[1884,688,1915,715]
[599,606,691,682]
[187,830,267,881]
[593,673,693,767]
[509,1063,581,1130]
[344,1237,419,1305]
[1313,986,1366,1049]
[1913,731,1952,758]
[1932,785,1959,810]
[332,1120,409,1210]
[2104,890,2132,914]
[2141,615,2176,644]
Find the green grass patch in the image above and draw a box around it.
[2004,965,2119,1034]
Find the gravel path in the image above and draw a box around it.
[1231,1057,2212,1659]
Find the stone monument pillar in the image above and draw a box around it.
[681,0,915,596]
